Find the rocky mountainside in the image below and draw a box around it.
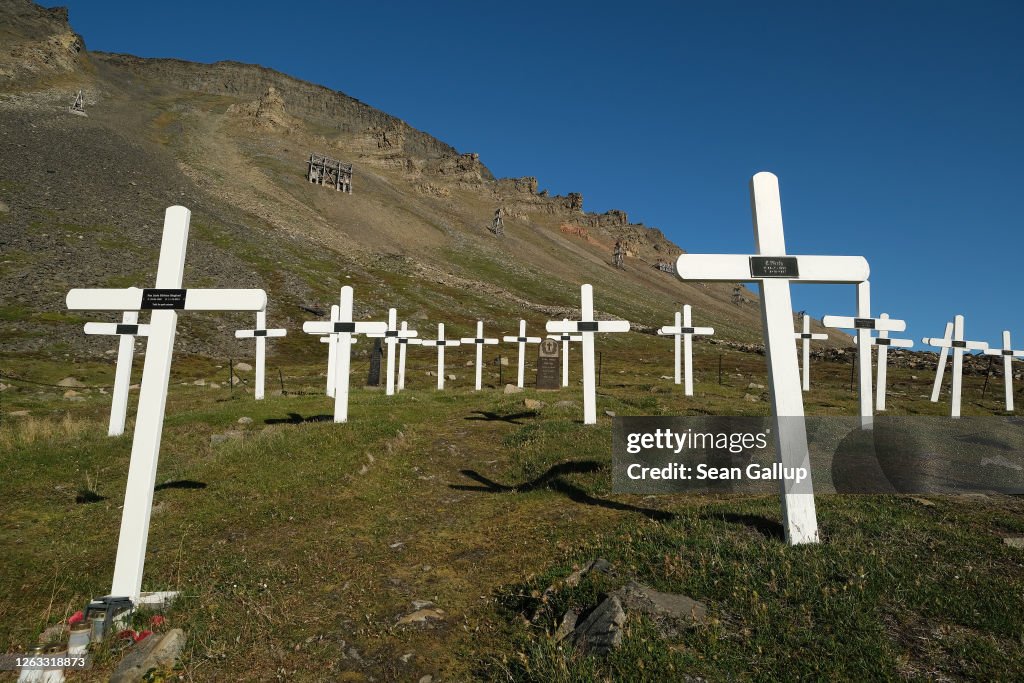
[0,0,832,361]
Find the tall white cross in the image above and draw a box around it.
[302,286,386,422]
[794,314,827,392]
[365,309,418,395]
[823,308,906,423]
[547,319,581,387]
[928,321,954,403]
[849,313,913,410]
[983,331,1023,412]
[657,304,714,396]
[420,323,461,390]
[922,315,988,417]
[460,321,499,390]
[83,312,151,436]
[545,285,630,425]
[502,320,542,388]
[66,205,267,601]
[396,321,421,392]
[676,172,872,546]
[234,310,286,400]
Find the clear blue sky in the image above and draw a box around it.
[46,1,1024,349]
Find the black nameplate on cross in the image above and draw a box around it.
[577,321,599,332]
[875,338,891,346]
[333,322,356,333]
[749,256,799,278]
[952,341,967,348]
[800,333,813,339]
[473,338,484,344]
[398,338,412,344]
[385,331,399,337]
[254,330,268,337]
[1005,350,1016,356]
[680,327,695,334]
[115,324,140,335]
[853,318,875,329]
[141,288,187,310]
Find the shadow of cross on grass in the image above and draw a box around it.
[464,410,538,425]
[264,413,334,425]
[451,461,675,522]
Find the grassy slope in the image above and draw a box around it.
[1,349,1022,681]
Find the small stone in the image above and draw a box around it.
[499,356,510,366]
[396,607,445,625]
[659,376,672,381]
[465,360,474,366]
[209,383,220,389]
[193,379,206,386]
[747,382,765,390]
[235,362,253,372]
[419,676,433,683]
[446,374,456,381]
[908,496,935,508]
[110,628,186,683]
[554,400,577,409]
[605,410,616,417]
[743,393,759,402]
[9,410,29,417]
[503,384,523,394]
[426,371,436,376]
[237,416,253,425]
[524,398,544,409]
[1003,537,1024,549]
[554,609,580,641]
[63,389,81,398]
[57,377,85,387]
[570,595,626,654]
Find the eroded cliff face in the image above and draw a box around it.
[0,1,87,83]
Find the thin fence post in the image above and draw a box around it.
[278,368,285,395]
[229,358,234,397]
[718,354,723,385]
[850,351,856,392]
[598,352,603,387]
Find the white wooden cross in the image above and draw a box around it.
[83,312,151,436]
[396,321,421,392]
[850,313,913,410]
[922,315,988,417]
[657,304,714,396]
[547,319,581,387]
[545,284,630,425]
[65,205,267,602]
[823,306,906,423]
[365,309,418,395]
[460,321,499,390]
[983,331,1024,412]
[420,323,461,390]
[302,286,386,422]
[502,320,542,388]
[928,321,954,403]
[234,310,286,400]
[676,172,872,546]
[793,314,827,392]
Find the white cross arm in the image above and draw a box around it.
[303,321,388,335]
[923,337,988,351]
[676,254,869,284]
[235,329,287,338]
[502,335,543,343]
[460,337,499,344]
[795,332,828,341]
[421,339,462,347]
[984,348,1024,357]
[659,325,715,336]
[546,320,631,333]
[548,333,583,341]
[365,331,419,338]
[67,288,266,312]
[83,322,152,336]
[822,315,906,332]
[321,336,357,343]
[854,336,914,348]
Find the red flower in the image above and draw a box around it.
[133,630,153,643]
[117,629,137,640]
[150,615,166,628]
[67,610,85,625]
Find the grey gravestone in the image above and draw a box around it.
[536,338,561,390]
[367,338,383,386]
